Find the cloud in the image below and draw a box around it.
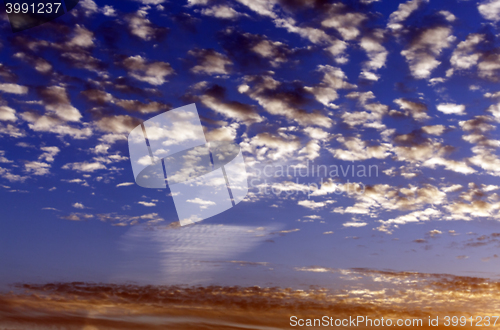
[477,54,500,81]
[235,0,277,18]
[201,5,244,19]
[126,11,168,41]
[422,125,445,135]
[0,151,13,164]
[186,198,215,206]
[122,56,175,86]
[459,115,495,133]
[39,146,60,163]
[116,99,171,114]
[0,106,16,121]
[199,84,263,124]
[79,0,98,15]
[389,132,475,174]
[246,132,301,161]
[377,208,441,234]
[72,202,85,209]
[133,0,167,4]
[205,123,239,142]
[138,201,156,207]
[342,92,388,130]
[401,26,454,79]
[276,17,348,62]
[437,103,466,115]
[0,123,26,138]
[427,229,442,237]
[249,38,291,67]
[239,75,333,128]
[304,65,356,108]
[38,86,82,122]
[61,212,94,221]
[0,167,27,182]
[81,89,170,114]
[387,0,428,31]
[343,221,368,227]
[234,0,348,62]
[393,98,429,120]
[62,178,89,186]
[97,212,164,226]
[116,182,135,187]
[450,34,484,70]
[321,3,367,41]
[329,136,390,161]
[478,0,500,22]
[0,83,28,94]
[23,146,60,176]
[271,228,300,235]
[298,199,332,209]
[24,161,51,176]
[62,162,107,172]
[469,146,500,177]
[67,25,95,48]
[359,31,388,81]
[20,112,92,139]
[95,115,142,134]
[189,49,233,75]
[334,183,448,226]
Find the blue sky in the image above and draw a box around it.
[1,0,500,290]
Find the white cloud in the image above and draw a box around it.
[187,198,216,209]
[138,201,156,207]
[329,136,390,161]
[189,49,232,75]
[39,146,60,163]
[117,182,135,187]
[199,94,263,124]
[0,167,27,182]
[126,11,163,41]
[450,34,484,70]
[437,103,466,115]
[72,202,85,209]
[343,221,368,227]
[394,98,429,120]
[401,26,454,79]
[321,4,367,41]
[0,151,13,163]
[62,161,106,172]
[478,0,500,22]
[67,25,94,48]
[241,74,334,128]
[123,56,174,86]
[387,0,428,31]
[298,199,333,210]
[422,125,445,135]
[235,0,276,18]
[359,32,388,81]
[0,83,28,94]
[201,5,244,19]
[0,106,16,122]
[20,112,92,139]
[24,161,51,176]
[377,208,441,234]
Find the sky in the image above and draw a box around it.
[1,0,500,298]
